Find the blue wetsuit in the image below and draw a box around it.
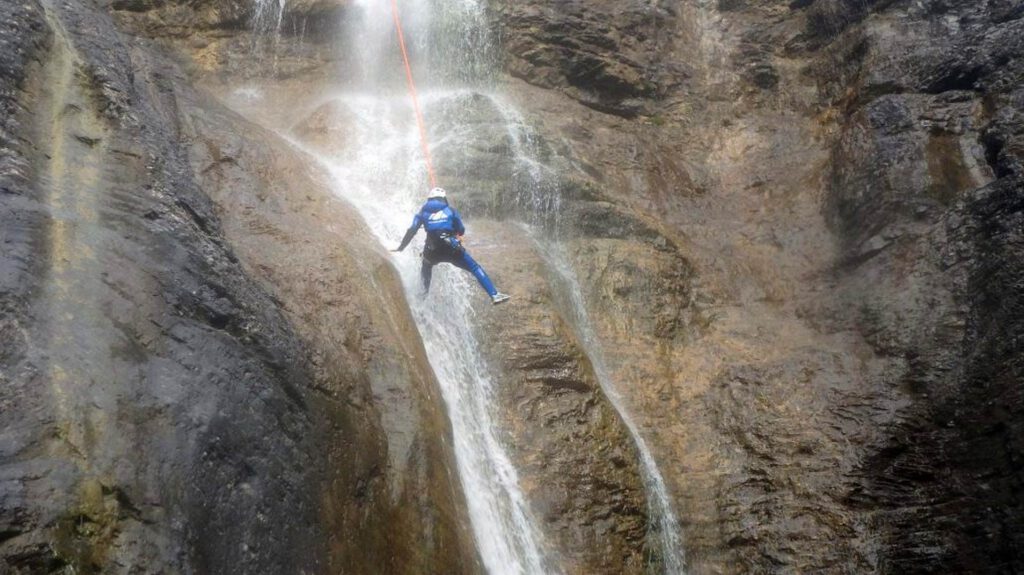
[395,198,499,297]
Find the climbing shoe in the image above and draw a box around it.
[491,292,511,305]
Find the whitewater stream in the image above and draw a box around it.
[246,0,687,572]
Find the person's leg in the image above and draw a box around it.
[451,250,498,297]
[420,257,434,293]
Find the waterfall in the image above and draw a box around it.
[267,0,687,572]
[497,99,688,573]
[290,93,550,574]
[252,0,286,38]
[251,0,287,61]
[539,241,687,574]
[434,89,689,571]
[303,1,553,573]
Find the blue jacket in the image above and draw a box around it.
[396,199,465,251]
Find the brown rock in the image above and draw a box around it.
[290,99,355,160]
[0,1,478,571]
[180,87,480,574]
[467,222,651,574]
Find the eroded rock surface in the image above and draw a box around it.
[810,2,1024,571]
[0,0,476,572]
[467,222,650,574]
[492,0,1023,572]
[2,0,1022,572]
[491,0,686,117]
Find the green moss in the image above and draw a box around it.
[51,479,119,574]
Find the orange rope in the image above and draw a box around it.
[389,0,438,189]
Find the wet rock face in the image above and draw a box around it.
[490,0,685,117]
[2,0,1021,572]
[816,0,1021,255]
[106,0,351,80]
[429,92,521,214]
[809,1,1024,570]
[0,1,327,570]
[466,222,650,574]
[290,99,357,159]
[847,175,1024,573]
[492,0,1023,572]
[826,93,992,254]
[181,91,478,574]
[0,0,475,572]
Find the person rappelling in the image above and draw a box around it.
[392,188,511,305]
[386,1,507,303]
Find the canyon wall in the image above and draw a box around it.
[0,0,477,572]
[1,0,1021,573]
[492,0,1024,572]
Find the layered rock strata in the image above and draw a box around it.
[492,0,1024,572]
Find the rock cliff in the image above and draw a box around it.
[492,0,1024,572]
[0,0,476,572]
[1,0,1021,573]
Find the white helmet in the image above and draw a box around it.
[428,187,447,199]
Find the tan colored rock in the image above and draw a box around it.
[465,221,650,574]
[178,89,481,574]
[9,0,1021,571]
[0,1,477,570]
[493,0,1024,571]
[291,99,355,160]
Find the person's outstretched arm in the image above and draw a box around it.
[393,214,423,252]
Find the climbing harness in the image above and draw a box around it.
[389,0,438,188]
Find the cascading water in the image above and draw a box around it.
[249,0,688,571]
[290,93,550,575]
[297,1,552,573]
[497,101,688,573]
[251,0,287,60]
[540,241,687,574]
[252,0,285,34]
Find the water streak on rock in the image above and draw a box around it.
[498,106,688,570]
[288,92,553,574]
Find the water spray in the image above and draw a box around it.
[389,0,438,189]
